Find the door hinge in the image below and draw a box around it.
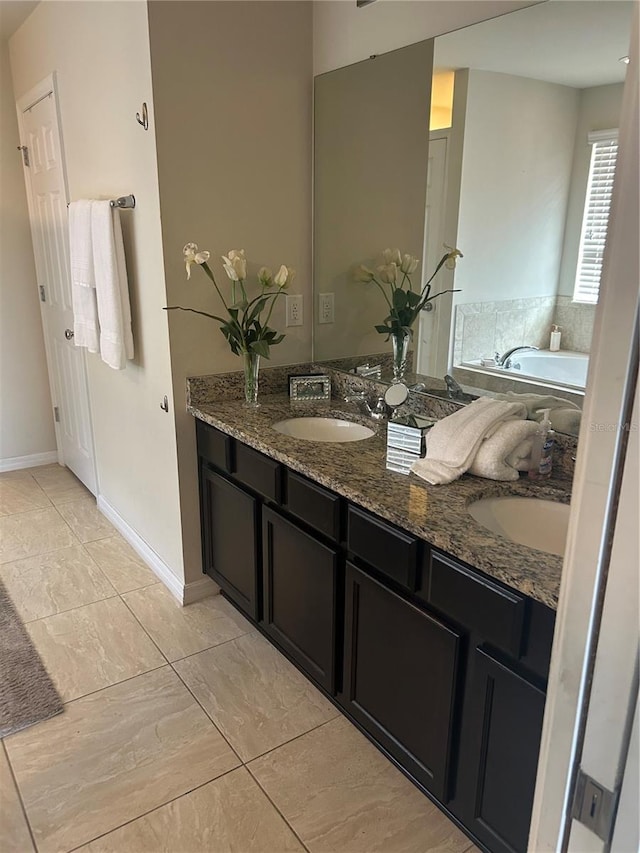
[39,285,46,303]
[54,406,60,423]
[17,145,30,167]
[572,768,619,844]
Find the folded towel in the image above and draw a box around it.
[68,200,99,352]
[469,419,540,481]
[411,397,527,484]
[495,391,581,420]
[91,201,134,370]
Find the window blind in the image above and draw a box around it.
[573,129,619,305]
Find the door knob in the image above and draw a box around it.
[64,329,74,340]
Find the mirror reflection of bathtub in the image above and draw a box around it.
[461,350,588,394]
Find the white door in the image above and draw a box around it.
[417,134,451,378]
[17,76,97,494]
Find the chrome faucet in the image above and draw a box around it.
[496,345,539,369]
[444,374,466,400]
[344,387,388,420]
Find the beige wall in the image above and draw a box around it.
[314,40,434,361]
[312,0,540,76]
[455,69,579,305]
[148,0,313,582]
[0,40,56,464]
[10,1,185,581]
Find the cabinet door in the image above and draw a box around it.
[463,647,546,853]
[342,562,460,801]
[262,507,338,692]
[200,465,259,620]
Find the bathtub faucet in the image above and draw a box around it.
[496,345,539,369]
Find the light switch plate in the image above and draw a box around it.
[286,294,303,327]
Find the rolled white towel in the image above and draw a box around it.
[495,391,580,419]
[411,398,527,485]
[469,419,540,481]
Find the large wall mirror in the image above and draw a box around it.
[312,0,633,436]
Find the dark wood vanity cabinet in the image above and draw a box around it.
[458,647,547,853]
[200,465,260,620]
[196,420,556,853]
[342,562,461,801]
[262,507,338,693]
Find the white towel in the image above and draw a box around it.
[411,397,527,485]
[91,201,134,370]
[495,391,581,420]
[68,200,99,352]
[469,419,540,481]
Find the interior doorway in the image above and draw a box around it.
[16,74,97,494]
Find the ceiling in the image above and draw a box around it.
[0,1,38,42]
[435,0,633,89]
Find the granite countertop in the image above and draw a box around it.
[188,393,569,610]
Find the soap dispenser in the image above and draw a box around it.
[528,409,555,479]
[550,325,562,352]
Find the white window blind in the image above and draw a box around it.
[573,128,619,305]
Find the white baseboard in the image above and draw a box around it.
[0,451,59,473]
[97,496,217,605]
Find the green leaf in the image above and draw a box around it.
[249,339,270,358]
[392,289,408,310]
[374,324,390,335]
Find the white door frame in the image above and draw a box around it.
[528,11,638,850]
[16,72,98,491]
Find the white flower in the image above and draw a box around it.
[382,248,402,266]
[183,242,210,279]
[258,266,273,287]
[377,262,398,285]
[274,265,294,288]
[443,244,463,270]
[222,249,247,282]
[354,264,375,283]
[400,254,419,275]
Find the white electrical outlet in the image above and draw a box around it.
[319,292,335,324]
[286,294,303,327]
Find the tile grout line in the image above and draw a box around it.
[244,713,341,765]
[57,663,170,707]
[19,592,122,626]
[2,739,39,853]
[64,765,246,853]
[246,767,312,853]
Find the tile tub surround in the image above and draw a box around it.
[188,387,571,609]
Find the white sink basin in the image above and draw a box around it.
[468,496,570,556]
[273,417,375,443]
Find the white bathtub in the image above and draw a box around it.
[464,350,589,390]
[504,350,588,388]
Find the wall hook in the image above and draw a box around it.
[160,395,169,413]
[136,102,149,131]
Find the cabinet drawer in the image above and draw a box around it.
[234,443,282,503]
[427,551,525,658]
[196,420,232,473]
[347,506,418,590]
[285,471,341,541]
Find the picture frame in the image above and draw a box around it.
[289,374,331,401]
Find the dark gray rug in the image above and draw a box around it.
[0,578,63,738]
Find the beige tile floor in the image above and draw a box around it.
[1,464,479,853]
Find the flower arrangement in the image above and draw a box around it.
[166,243,294,404]
[354,245,463,380]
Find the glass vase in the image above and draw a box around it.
[242,351,260,408]
[391,328,411,382]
